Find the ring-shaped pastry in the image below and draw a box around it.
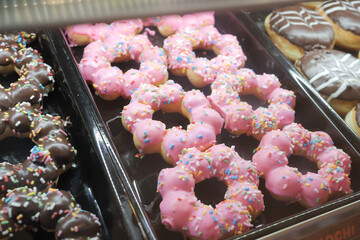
[157,144,263,239]
[163,25,246,87]
[0,46,55,109]
[121,80,223,164]
[0,102,76,197]
[79,33,168,100]
[252,123,352,208]
[208,69,296,140]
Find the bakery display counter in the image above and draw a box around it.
[38,8,360,239]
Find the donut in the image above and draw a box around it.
[295,49,360,116]
[78,33,168,100]
[121,80,223,164]
[252,123,352,208]
[65,18,143,46]
[299,1,324,10]
[265,5,335,62]
[143,11,215,37]
[317,0,360,51]
[0,102,76,196]
[207,69,296,140]
[163,25,246,87]
[344,103,360,137]
[0,45,55,109]
[0,31,36,48]
[157,144,263,239]
[0,187,101,239]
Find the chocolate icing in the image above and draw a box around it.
[0,102,76,196]
[356,103,360,126]
[270,6,334,51]
[319,0,360,35]
[0,187,101,239]
[0,43,55,110]
[295,49,360,101]
[0,32,36,48]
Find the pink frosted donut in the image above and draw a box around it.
[65,18,144,46]
[208,69,296,140]
[121,80,223,164]
[143,11,215,37]
[157,144,264,239]
[252,123,352,208]
[78,33,168,100]
[163,25,246,87]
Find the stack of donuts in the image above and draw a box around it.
[66,10,353,240]
[0,32,102,239]
[264,1,360,137]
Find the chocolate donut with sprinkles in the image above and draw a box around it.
[252,123,352,207]
[0,102,76,197]
[0,31,36,49]
[0,44,55,109]
[121,80,223,164]
[157,144,263,239]
[0,187,101,239]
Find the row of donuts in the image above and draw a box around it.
[264,1,360,136]
[66,11,216,46]
[66,12,353,240]
[0,32,101,239]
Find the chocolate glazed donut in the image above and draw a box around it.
[0,31,36,48]
[0,45,55,109]
[0,187,101,239]
[265,5,335,62]
[295,49,360,116]
[317,0,360,51]
[0,102,76,197]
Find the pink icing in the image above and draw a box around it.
[77,34,168,100]
[157,144,262,239]
[134,119,166,154]
[252,123,352,208]
[164,25,246,87]
[208,70,296,139]
[65,19,143,46]
[144,11,215,37]
[121,81,223,163]
[301,172,330,207]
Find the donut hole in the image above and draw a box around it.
[153,111,189,130]
[193,49,217,60]
[288,155,319,175]
[0,137,33,165]
[240,94,266,110]
[0,72,18,88]
[111,60,140,73]
[194,177,227,208]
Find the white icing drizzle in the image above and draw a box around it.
[321,0,360,15]
[271,7,331,33]
[308,53,360,102]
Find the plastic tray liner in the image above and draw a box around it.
[58,12,360,240]
[0,32,144,239]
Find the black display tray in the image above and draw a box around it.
[52,11,360,240]
[0,32,147,239]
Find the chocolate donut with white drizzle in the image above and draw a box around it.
[0,187,101,239]
[295,49,360,116]
[317,0,360,50]
[265,5,335,62]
